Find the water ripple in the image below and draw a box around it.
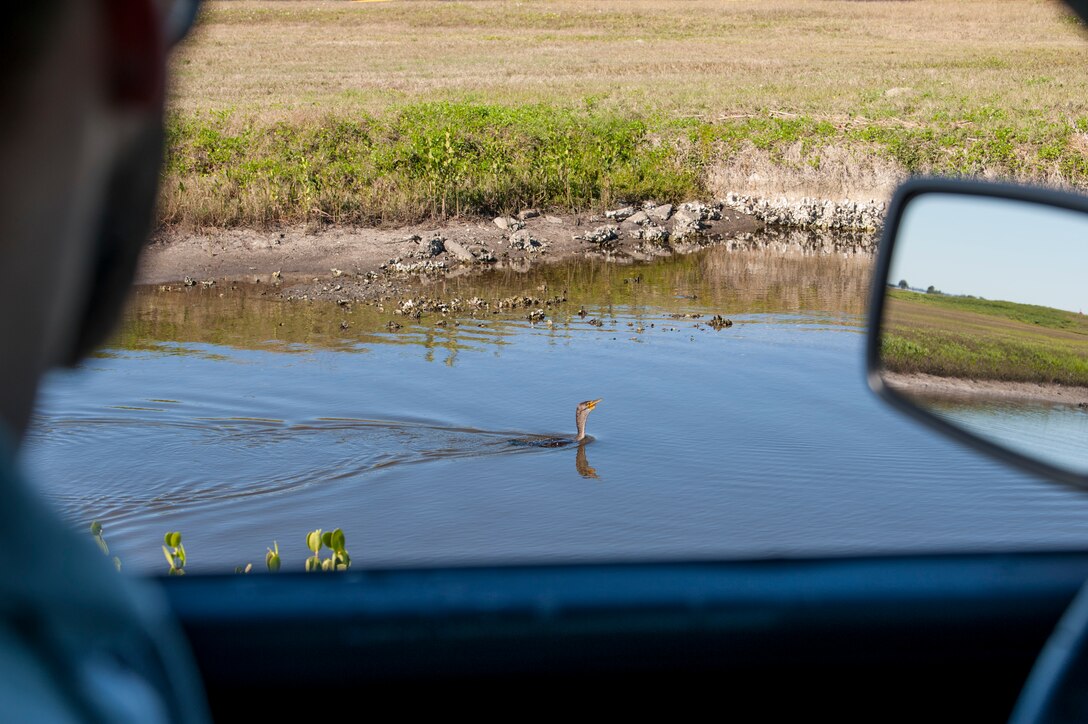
[27,413,575,526]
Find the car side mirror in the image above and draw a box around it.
[868,178,1088,488]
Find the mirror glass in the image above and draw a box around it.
[878,192,1088,476]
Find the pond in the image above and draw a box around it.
[929,398,1088,477]
[20,246,1088,573]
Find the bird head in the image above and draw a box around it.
[574,399,601,441]
[577,399,601,415]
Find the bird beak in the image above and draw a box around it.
[587,399,601,410]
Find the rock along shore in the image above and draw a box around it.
[141,194,885,303]
[722,192,886,233]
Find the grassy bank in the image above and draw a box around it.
[162,104,705,225]
[881,291,1088,386]
[163,0,1088,227]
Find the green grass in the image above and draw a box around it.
[162,0,1088,227]
[161,102,1088,227]
[882,291,1088,385]
[161,103,707,226]
[882,329,1088,386]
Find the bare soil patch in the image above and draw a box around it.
[883,371,1088,407]
[142,208,764,300]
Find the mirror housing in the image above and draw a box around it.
[868,178,1088,488]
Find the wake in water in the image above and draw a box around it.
[23,414,600,526]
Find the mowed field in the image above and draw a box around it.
[164,0,1088,227]
[882,290,1088,386]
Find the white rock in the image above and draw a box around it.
[604,206,636,221]
[577,225,619,243]
[493,216,523,230]
[648,203,673,222]
[443,239,476,262]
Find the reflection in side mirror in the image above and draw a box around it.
[869,180,1088,486]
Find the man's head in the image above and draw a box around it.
[0,1,196,440]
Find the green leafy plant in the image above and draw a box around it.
[163,531,187,576]
[91,526,358,574]
[305,528,351,572]
[266,541,281,572]
[89,520,122,572]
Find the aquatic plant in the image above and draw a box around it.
[89,520,122,572]
[305,528,351,572]
[90,525,355,574]
[163,531,187,576]
[266,541,281,572]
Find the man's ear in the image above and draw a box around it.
[67,121,164,365]
[65,0,169,364]
[102,0,166,108]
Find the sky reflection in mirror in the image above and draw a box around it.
[889,194,1088,313]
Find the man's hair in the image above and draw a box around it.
[1,4,65,100]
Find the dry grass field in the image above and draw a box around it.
[164,0,1088,226]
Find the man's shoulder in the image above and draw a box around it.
[0,433,208,722]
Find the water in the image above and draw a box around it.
[20,248,1088,573]
[930,399,1088,477]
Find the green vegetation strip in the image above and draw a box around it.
[882,292,1088,386]
[163,103,702,226]
[161,102,1088,227]
[882,330,1088,387]
[93,523,349,575]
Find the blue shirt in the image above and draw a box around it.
[0,429,207,722]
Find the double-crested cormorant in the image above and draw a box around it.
[572,398,601,442]
[512,399,601,448]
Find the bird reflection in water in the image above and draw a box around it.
[575,441,598,479]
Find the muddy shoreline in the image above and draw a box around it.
[142,198,880,303]
[883,372,1088,407]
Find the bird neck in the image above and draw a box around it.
[575,411,587,441]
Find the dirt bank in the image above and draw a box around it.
[142,198,883,302]
[882,372,1088,407]
[143,204,768,301]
